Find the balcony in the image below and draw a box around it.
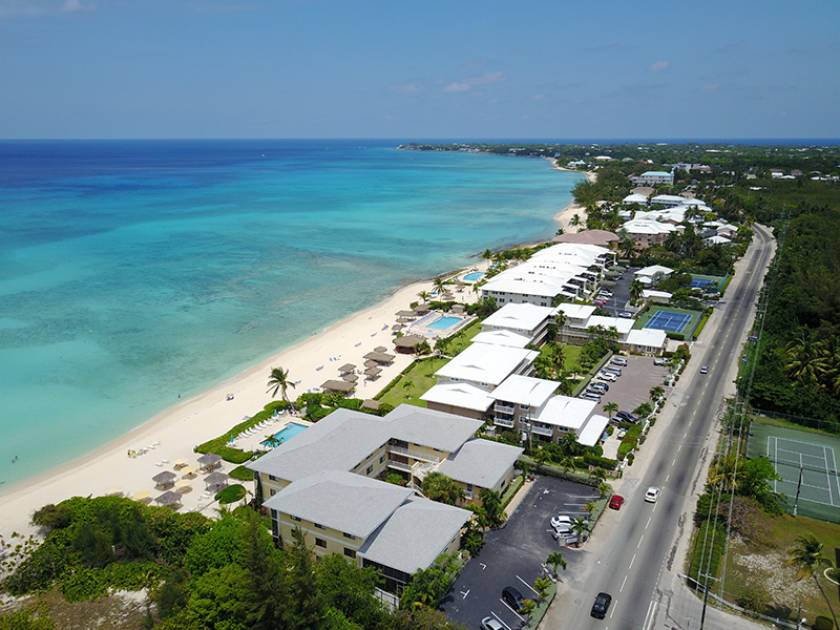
[388,445,440,464]
[494,417,515,428]
[530,424,554,437]
[387,460,413,473]
[494,402,515,414]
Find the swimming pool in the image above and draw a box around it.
[428,315,463,330]
[261,421,308,447]
[462,271,484,283]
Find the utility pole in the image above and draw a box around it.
[793,463,804,516]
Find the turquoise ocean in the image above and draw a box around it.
[0,140,582,486]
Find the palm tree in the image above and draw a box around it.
[546,551,567,579]
[571,518,589,546]
[559,431,579,456]
[263,435,281,448]
[603,401,619,420]
[788,535,839,629]
[266,367,295,407]
[629,280,643,306]
[433,277,446,296]
[570,214,581,227]
[481,248,493,262]
[554,311,567,332]
[417,290,430,303]
[649,386,665,401]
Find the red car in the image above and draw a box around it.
[608,494,625,510]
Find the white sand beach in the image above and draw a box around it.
[549,160,597,233]
[0,268,486,540]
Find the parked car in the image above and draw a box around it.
[502,587,525,613]
[594,299,607,307]
[598,290,613,298]
[603,366,622,376]
[551,514,573,529]
[596,372,617,382]
[653,357,669,366]
[481,617,504,630]
[608,495,625,510]
[591,592,613,619]
[610,356,628,366]
[589,380,608,390]
[588,385,608,394]
[615,410,637,423]
[618,311,634,318]
[700,365,709,374]
[644,487,661,503]
[617,428,627,438]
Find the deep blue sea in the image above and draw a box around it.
[0,140,581,485]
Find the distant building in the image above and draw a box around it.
[629,170,674,186]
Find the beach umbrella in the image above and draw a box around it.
[173,458,188,469]
[152,471,177,486]
[374,346,388,353]
[132,490,152,503]
[180,466,195,478]
[204,471,228,487]
[342,373,358,383]
[175,479,193,493]
[364,359,378,368]
[364,366,382,376]
[197,453,222,468]
[338,363,356,374]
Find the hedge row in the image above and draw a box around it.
[195,400,289,463]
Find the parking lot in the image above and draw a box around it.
[598,266,637,316]
[592,355,669,418]
[441,476,600,630]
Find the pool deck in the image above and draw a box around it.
[409,311,475,339]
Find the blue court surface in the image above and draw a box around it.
[690,278,717,288]
[644,310,692,333]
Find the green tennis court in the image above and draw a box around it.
[748,418,840,522]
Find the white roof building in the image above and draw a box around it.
[435,343,538,390]
[635,265,673,280]
[420,382,496,413]
[535,395,597,431]
[585,315,635,338]
[481,303,557,340]
[624,329,668,355]
[576,415,611,447]
[651,194,688,206]
[705,235,732,246]
[621,219,679,237]
[472,329,532,348]
[641,289,672,302]
[622,193,649,205]
[490,374,559,409]
[555,303,597,327]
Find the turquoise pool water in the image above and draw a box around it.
[261,422,308,447]
[463,271,484,282]
[429,315,463,330]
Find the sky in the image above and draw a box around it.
[1,0,839,139]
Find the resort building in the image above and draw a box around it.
[705,235,732,246]
[552,230,620,249]
[490,375,609,446]
[433,342,538,391]
[629,170,674,186]
[584,315,635,341]
[620,218,680,248]
[650,193,686,207]
[622,193,649,205]
[641,289,673,304]
[249,404,523,595]
[471,329,532,348]
[635,265,673,284]
[624,329,668,355]
[554,303,597,330]
[480,303,557,345]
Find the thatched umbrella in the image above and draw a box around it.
[175,479,193,494]
[338,363,356,374]
[374,346,388,353]
[364,359,378,368]
[152,471,177,488]
[155,490,182,508]
[364,366,382,377]
[132,490,152,504]
[204,471,228,488]
[342,373,358,383]
[197,453,222,470]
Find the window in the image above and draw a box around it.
[314,523,325,529]
[379,455,385,463]
[291,515,301,522]
[365,465,373,475]
[342,532,354,539]
[344,547,356,559]
[269,489,276,497]
[269,474,277,481]
[315,538,327,549]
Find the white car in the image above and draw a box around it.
[644,487,661,503]
[481,617,505,630]
[551,514,572,529]
[596,372,617,382]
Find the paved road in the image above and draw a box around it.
[548,225,776,630]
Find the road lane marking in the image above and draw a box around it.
[620,575,628,592]
[629,552,637,570]
[672,457,677,465]
[637,533,645,549]
[646,516,652,529]
[610,598,617,618]
[643,600,655,629]
[665,473,671,482]
[517,574,540,596]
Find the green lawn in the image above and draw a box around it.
[562,344,583,372]
[376,357,449,408]
[437,319,481,356]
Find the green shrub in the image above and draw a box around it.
[215,484,246,505]
[32,504,72,531]
[228,465,254,482]
[582,453,618,470]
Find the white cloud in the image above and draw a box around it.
[444,71,504,93]
[650,60,671,73]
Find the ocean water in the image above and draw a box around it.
[0,140,582,485]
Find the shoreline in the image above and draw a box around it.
[0,161,585,538]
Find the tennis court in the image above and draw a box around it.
[644,309,692,333]
[690,274,727,291]
[748,418,840,522]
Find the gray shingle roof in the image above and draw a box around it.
[385,405,483,453]
[263,471,414,539]
[438,439,523,489]
[359,496,471,575]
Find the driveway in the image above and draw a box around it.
[441,476,601,629]
[593,355,670,418]
[599,267,637,315]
